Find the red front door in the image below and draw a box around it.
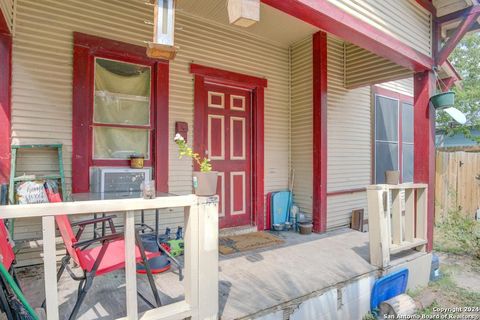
[203,83,252,228]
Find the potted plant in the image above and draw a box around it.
[174,133,218,196]
[430,91,455,110]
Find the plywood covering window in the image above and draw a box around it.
[374,92,414,184]
[72,33,169,193]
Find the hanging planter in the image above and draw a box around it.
[430,91,455,110]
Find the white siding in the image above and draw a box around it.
[328,0,432,57]
[345,43,413,89]
[290,37,313,215]
[10,0,290,245]
[327,37,371,229]
[0,0,13,32]
[376,78,414,97]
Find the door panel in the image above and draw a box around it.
[204,83,251,228]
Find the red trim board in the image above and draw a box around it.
[0,8,11,184]
[0,33,11,185]
[312,32,328,233]
[72,32,169,193]
[190,64,266,230]
[413,71,435,252]
[262,0,433,72]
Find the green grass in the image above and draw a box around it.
[434,212,480,258]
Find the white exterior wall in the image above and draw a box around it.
[328,0,432,57]
[376,77,414,97]
[10,0,290,242]
[345,43,413,89]
[290,36,371,229]
[327,37,371,229]
[0,0,13,32]
[290,37,313,216]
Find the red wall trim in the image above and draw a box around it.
[0,31,11,184]
[190,64,268,89]
[72,32,169,193]
[262,0,433,72]
[312,31,328,233]
[327,188,365,197]
[191,63,266,230]
[413,71,435,252]
[0,8,9,35]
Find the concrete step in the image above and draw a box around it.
[219,225,257,237]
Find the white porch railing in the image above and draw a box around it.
[367,184,428,268]
[0,195,219,320]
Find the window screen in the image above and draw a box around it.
[93,58,152,160]
[375,96,399,183]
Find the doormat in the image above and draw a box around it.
[219,232,284,255]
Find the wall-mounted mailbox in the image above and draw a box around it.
[175,121,188,142]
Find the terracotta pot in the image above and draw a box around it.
[192,171,218,196]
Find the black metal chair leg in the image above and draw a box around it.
[0,277,14,320]
[135,231,161,308]
[69,275,92,320]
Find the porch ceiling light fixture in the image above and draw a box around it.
[146,0,177,60]
[228,0,260,28]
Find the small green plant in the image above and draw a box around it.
[174,133,212,172]
[435,210,480,258]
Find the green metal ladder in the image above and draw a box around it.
[7,144,67,236]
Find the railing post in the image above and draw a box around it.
[416,187,428,252]
[197,196,219,320]
[184,200,200,319]
[391,189,402,245]
[367,185,390,268]
[124,210,138,320]
[404,188,415,242]
[42,215,59,320]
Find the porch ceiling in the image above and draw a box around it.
[177,0,319,47]
[434,0,480,38]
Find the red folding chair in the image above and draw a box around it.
[45,188,162,319]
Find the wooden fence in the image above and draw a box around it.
[436,150,480,221]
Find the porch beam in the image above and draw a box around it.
[413,71,435,252]
[439,77,456,91]
[312,31,327,233]
[415,0,437,15]
[437,5,480,24]
[261,0,434,72]
[437,7,480,65]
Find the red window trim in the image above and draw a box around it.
[190,63,267,230]
[373,85,414,184]
[72,32,169,193]
[0,12,11,185]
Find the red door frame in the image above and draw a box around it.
[0,11,11,185]
[190,64,267,230]
[72,32,169,193]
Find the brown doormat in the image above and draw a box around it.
[219,232,284,255]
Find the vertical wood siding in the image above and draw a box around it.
[327,37,371,229]
[345,43,413,89]
[0,0,13,32]
[290,37,313,215]
[10,0,290,245]
[328,0,432,57]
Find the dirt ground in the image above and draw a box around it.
[412,252,480,315]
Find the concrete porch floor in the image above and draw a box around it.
[17,229,385,319]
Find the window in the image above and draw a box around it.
[72,33,169,193]
[374,90,414,184]
[93,58,152,161]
